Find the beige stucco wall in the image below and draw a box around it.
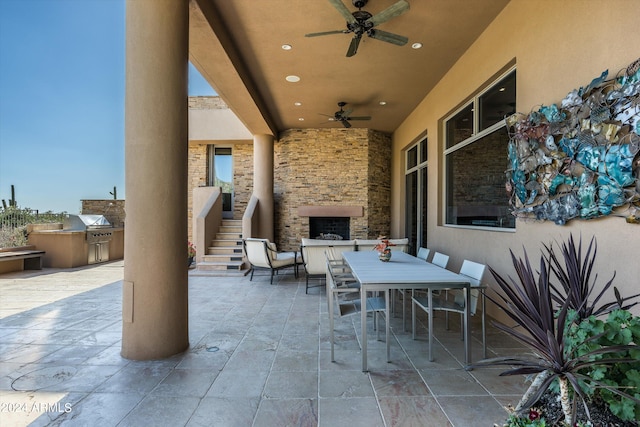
[392,0,640,319]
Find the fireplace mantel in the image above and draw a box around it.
[297,206,363,217]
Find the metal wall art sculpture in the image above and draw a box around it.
[505,58,640,225]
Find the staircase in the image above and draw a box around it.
[194,219,248,275]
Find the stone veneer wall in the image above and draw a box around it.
[186,127,391,250]
[187,144,208,241]
[366,129,393,238]
[188,96,228,109]
[232,142,253,221]
[274,128,392,251]
[81,200,126,227]
[187,141,253,240]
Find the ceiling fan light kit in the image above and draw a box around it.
[305,0,410,57]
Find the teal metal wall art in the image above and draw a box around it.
[505,58,640,225]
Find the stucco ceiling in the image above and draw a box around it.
[189,0,510,136]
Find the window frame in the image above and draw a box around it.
[443,66,516,232]
[405,137,429,253]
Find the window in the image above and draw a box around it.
[405,138,428,253]
[444,69,516,229]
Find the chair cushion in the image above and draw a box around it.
[268,242,278,260]
[271,251,296,268]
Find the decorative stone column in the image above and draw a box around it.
[253,134,274,241]
[122,0,189,360]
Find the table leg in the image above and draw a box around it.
[385,289,390,362]
[329,282,335,362]
[428,288,433,362]
[464,286,472,369]
[411,289,416,340]
[361,287,368,372]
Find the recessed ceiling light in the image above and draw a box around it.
[281,44,292,50]
[294,102,302,106]
[411,42,423,49]
[499,87,506,92]
[298,117,304,121]
[379,101,387,106]
[285,75,300,83]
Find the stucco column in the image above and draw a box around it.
[122,0,189,360]
[253,134,274,241]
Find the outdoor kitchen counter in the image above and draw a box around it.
[28,227,124,268]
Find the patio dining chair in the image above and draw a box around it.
[416,247,431,261]
[326,255,388,362]
[395,247,431,326]
[411,259,487,359]
[243,238,301,284]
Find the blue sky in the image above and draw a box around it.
[0,0,215,214]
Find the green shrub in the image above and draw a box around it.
[564,309,640,421]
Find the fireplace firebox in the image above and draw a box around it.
[309,217,350,240]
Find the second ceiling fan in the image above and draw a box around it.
[305,0,410,57]
[324,102,371,128]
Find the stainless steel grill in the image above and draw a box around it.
[63,215,114,264]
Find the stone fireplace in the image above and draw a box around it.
[272,128,392,251]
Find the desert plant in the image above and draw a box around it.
[544,234,639,322]
[473,247,640,426]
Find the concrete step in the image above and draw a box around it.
[207,246,243,255]
[202,254,244,263]
[221,219,242,226]
[216,232,242,240]
[195,260,245,271]
[210,240,243,247]
[219,226,241,234]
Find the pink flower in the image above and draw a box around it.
[528,408,542,421]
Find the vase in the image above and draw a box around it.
[188,256,194,267]
[378,249,392,262]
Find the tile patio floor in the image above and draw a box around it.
[0,261,532,426]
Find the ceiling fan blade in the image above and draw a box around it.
[366,0,410,27]
[345,116,372,121]
[342,108,353,117]
[341,119,352,128]
[305,30,347,38]
[368,29,408,46]
[328,0,357,24]
[346,35,361,57]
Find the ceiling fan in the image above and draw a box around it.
[305,0,410,57]
[323,102,371,128]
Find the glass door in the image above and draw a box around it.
[405,138,428,254]
[209,146,233,218]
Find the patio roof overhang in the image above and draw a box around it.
[188,0,511,136]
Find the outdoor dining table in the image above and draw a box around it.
[342,250,472,372]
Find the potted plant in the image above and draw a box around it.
[188,241,196,267]
[374,236,396,262]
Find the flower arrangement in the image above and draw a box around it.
[373,236,396,253]
[187,241,196,258]
[374,236,395,262]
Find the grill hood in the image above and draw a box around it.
[63,214,112,230]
